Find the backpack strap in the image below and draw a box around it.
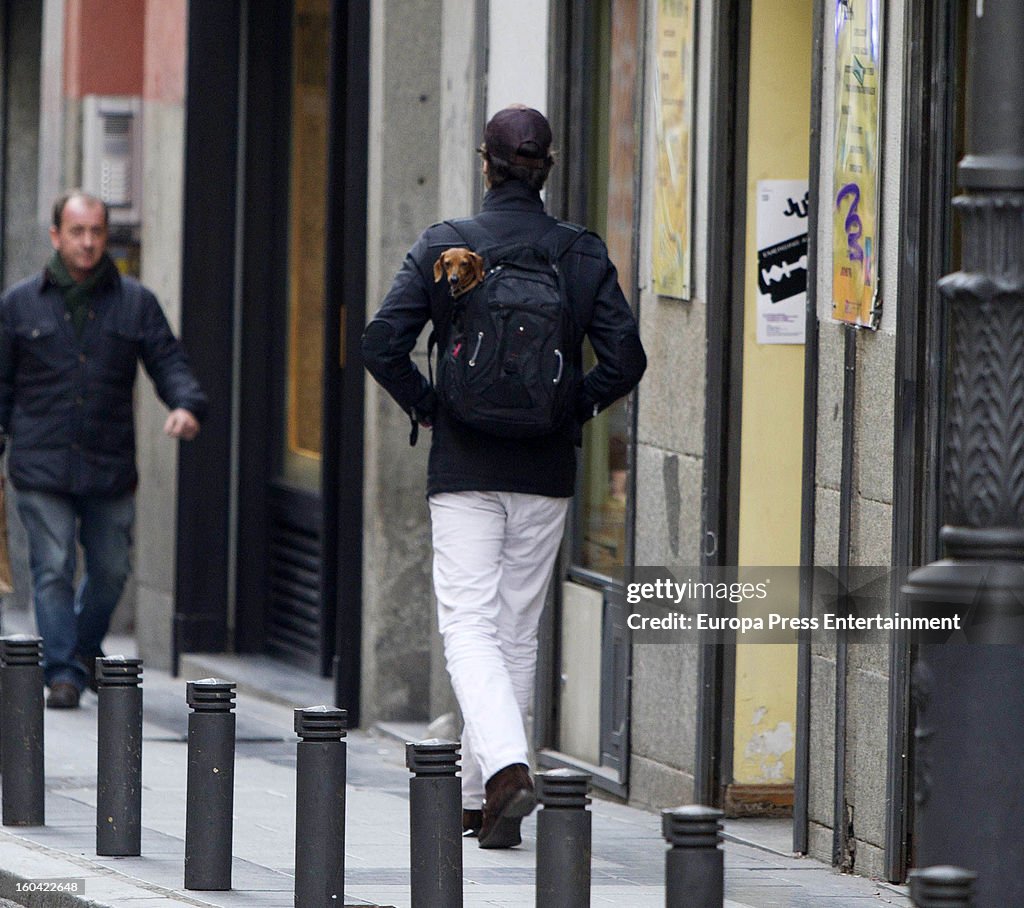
[432,218,498,372]
[427,328,438,387]
[537,222,587,342]
[430,223,479,392]
[537,221,587,262]
[446,217,586,261]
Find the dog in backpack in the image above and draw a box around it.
[434,247,485,299]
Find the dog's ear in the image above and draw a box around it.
[433,254,445,283]
[471,254,485,284]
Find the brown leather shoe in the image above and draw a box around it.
[46,681,80,709]
[479,763,535,848]
[462,809,483,836]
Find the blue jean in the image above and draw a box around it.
[15,489,135,688]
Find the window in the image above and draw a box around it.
[571,0,638,578]
[282,0,330,490]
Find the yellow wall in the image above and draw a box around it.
[732,0,812,787]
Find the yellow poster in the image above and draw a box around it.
[653,0,695,300]
[831,0,882,327]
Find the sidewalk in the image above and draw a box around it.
[0,612,912,907]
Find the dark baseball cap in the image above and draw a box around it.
[482,105,553,169]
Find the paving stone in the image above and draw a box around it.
[0,619,912,907]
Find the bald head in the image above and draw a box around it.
[52,190,109,231]
[49,191,110,282]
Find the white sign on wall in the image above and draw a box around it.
[756,180,809,345]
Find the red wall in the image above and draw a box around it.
[144,0,186,103]
[64,0,146,98]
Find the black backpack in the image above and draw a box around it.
[429,218,587,438]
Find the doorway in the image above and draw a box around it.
[178,0,368,715]
[699,0,813,825]
[728,0,812,817]
[247,0,331,673]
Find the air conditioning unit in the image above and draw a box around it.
[82,95,142,226]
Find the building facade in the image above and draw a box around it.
[0,0,973,884]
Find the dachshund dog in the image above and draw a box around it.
[433,247,485,299]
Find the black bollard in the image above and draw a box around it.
[535,769,591,908]
[663,805,724,908]
[184,679,236,891]
[909,866,977,907]
[294,705,347,907]
[406,739,462,908]
[0,635,44,826]
[96,656,143,856]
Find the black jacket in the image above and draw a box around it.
[0,269,208,497]
[362,181,646,498]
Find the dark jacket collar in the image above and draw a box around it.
[481,180,546,213]
[41,255,120,293]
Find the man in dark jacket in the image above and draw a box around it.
[0,190,207,709]
[363,106,646,848]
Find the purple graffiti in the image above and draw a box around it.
[836,182,864,262]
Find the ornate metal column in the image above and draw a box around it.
[903,2,1024,905]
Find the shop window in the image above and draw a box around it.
[283,0,330,490]
[570,0,637,578]
[578,392,630,572]
[553,0,639,782]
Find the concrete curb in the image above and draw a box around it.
[0,829,216,907]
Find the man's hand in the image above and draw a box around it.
[164,408,200,441]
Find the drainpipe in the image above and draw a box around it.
[902,2,1024,905]
[832,326,856,871]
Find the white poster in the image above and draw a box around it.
[756,180,808,344]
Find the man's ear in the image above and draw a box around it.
[433,256,445,283]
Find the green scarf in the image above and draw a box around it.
[46,252,117,337]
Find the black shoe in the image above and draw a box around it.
[463,809,483,837]
[46,682,81,709]
[479,764,535,849]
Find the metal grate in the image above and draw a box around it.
[266,497,322,667]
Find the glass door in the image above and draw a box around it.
[265,0,330,669]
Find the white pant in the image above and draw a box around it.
[430,490,570,809]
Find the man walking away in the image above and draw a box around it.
[362,106,646,848]
[0,190,207,709]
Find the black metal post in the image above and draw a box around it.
[406,739,462,908]
[663,805,724,908]
[96,656,143,856]
[294,706,347,907]
[535,769,591,908]
[184,679,236,891]
[0,635,44,826]
[910,866,977,907]
[902,3,1024,906]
